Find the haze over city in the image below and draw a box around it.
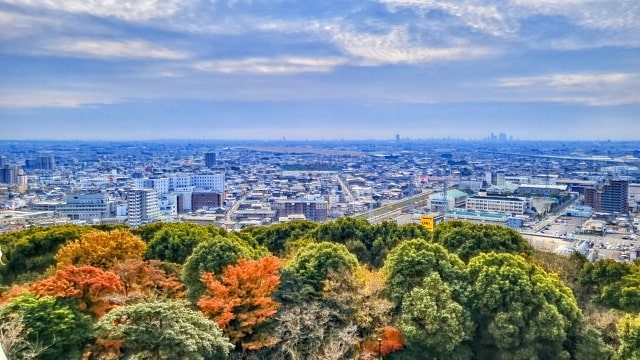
[0,0,638,140]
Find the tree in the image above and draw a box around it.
[308,218,430,268]
[617,314,640,360]
[0,225,93,285]
[30,265,124,318]
[111,259,186,302]
[92,300,233,360]
[432,221,531,262]
[55,230,146,270]
[573,326,613,360]
[198,256,281,349]
[268,302,359,360]
[382,239,466,305]
[145,223,214,264]
[467,253,582,359]
[361,327,405,358]
[322,266,394,337]
[0,293,92,360]
[183,235,264,301]
[278,242,358,303]
[244,220,318,256]
[0,314,50,359]
[398,273,473,359]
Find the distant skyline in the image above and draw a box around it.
[0,1,638,141]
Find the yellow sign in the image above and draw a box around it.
[420,215,435,231]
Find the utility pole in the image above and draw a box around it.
[378,337,382,359]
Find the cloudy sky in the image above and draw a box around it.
[0,0,638,141]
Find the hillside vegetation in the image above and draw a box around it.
[0,219,636,359]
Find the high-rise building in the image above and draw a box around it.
[205,152,216,168]
[127,189,159,228]
[584,179,628,214]
[601,179,628,214]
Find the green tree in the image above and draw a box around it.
[309,218,430,268]
[244,220,318,256]
[278,242,358,303]
[0,293,92,360]
[432,221,531,262]
[182,235,265,301]
[573,326,613,360]
[398,272,474,359]
[146,223,215,264]
[617,313,640,360]
[93,300,233,360]
[382,239,466,305]
[0,225,93,284]
[467,253,582,360]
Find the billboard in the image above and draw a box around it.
[420,215,435,231]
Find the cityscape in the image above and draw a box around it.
[2,0,640,358]
[1,137,639,262]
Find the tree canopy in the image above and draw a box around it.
[55,230,146,270]
[432,220,531,262]
[93,300,234,360]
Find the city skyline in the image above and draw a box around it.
[1,1,638,140]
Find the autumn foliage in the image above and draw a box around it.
[30,265,124,318]
[110,259,186,301]
[55,230,146,270]
[362,326,405,357]
[198,256,281,348]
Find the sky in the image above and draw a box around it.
[0,0,639,141]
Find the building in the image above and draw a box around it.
[515,184,568,197]
[274,200,328,222]
[127,189,159,228]
[428,189,468,212]
[466,194,527,215]
[600,179,629,214]
[584,179,629,214]
[56,193,115,221]
[191,190,223,211]
[25,156,56,170]
[205,152,216,168]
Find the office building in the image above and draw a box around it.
[56,193,115,221]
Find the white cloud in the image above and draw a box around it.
[4,0,187,22]
[331,27,492,65]
[379,0,640,47]
[41,39,191,60]
[194,56,347,74]
[497,72,640,105]
[0,90,114,108]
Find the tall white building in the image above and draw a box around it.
[127,188,159,228]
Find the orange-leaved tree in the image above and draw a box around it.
[361,326,405,358]
[111,259,186,301]
[30,265,124,318]
[55,230,146,270]
[198,256,281,349]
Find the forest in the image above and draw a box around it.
[0,218,639,359]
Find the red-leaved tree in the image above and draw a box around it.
[361,326,405,358]
[197,256,281,349]
[30,265,124,318]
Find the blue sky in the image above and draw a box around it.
[0,0,638,140]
